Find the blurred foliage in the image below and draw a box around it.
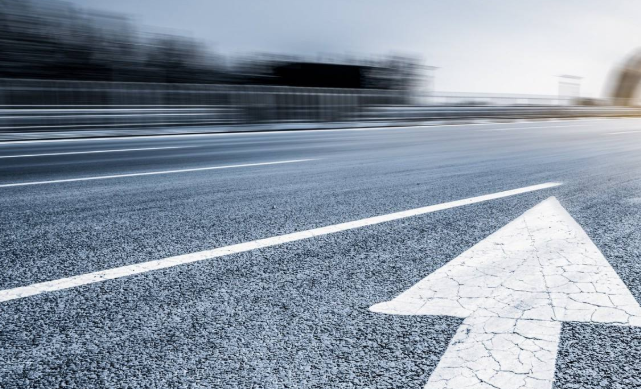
[0,0,422,89]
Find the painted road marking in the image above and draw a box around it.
[0,159,314,188]
[0,146,192,159]
[0,182,561,303]
[608,130,641,135]
[371,197,641,389]
[0,119,606,145]
[480,124,584,132]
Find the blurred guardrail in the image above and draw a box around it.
[428,92,578,106]
[0,79,406,130]
[1,78,640,132]
[0,107,241,130]
[361,105,641,121]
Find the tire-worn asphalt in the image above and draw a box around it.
[1,119,641,388]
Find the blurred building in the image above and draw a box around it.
[611,50,641,106]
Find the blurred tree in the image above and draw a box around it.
[0,0,421,90]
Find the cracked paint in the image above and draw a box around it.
[370,197,641,389]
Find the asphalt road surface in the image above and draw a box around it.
[1,118,641,388]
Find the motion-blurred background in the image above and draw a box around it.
[2,0,641,130]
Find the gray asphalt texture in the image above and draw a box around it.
[1,119,641,388]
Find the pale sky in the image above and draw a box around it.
[69,0,641,97]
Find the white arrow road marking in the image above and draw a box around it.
[371,197,641,389]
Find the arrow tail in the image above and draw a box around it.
[425,316,561,389]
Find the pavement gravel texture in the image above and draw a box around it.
[1,119,641,388]
[555,323,641,389]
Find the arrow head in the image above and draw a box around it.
[371,197,641,326]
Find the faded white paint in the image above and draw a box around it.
[0,146,192,159]
[0,119,604,145]
[0,159,315,188]
[371,197,641,389]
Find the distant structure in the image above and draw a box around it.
[270,62,372,89]
[611,50,641,106]
[557,75,582,104]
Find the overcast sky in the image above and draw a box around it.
[69,0,641,97]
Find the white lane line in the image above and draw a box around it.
[0,159,314,188]
[0,182,562,303]
[0,119,610,145]
[0,124,462,140]
[480,124,584,132]
[0,146,192,159]
[607,130,641,135]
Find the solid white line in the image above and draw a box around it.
[0,119,611,145]
[0,159,314,188]
[607,130,641,135]
[480,124,584,132]
[0,182,562,303]
[0,146,192,159]
[0,123,448,132]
